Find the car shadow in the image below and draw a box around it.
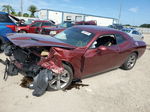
[64,80,89,91]
[82,68,119,80]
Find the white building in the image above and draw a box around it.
[38,9,118,26]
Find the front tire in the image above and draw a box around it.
[47,64,73,91]
[121,52,137,70]
[0,37,5,53]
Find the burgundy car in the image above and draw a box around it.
[16,20,55,33]
[4,25,146,96]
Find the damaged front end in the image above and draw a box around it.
[3,33,75,96]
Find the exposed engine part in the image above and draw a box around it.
[20,76,33,88]
[2,42,65,96]
[4,58,18,81]
[4,43,42,63]
[3,43,44,78]
[3,44,15,56]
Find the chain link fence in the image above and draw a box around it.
[136,28,150,34]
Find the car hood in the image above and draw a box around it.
[7,33,76,48]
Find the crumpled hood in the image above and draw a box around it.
[7,33,76,48]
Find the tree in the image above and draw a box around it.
[140,24,150,28]
[2,5,14,14]
[17,12,22,17]
[124,24,131,26]
[11,11,17,16]
[23,13,29,17]
[28,5,37,17]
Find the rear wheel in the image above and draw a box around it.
[121,52,137,70]
[47,64,73,90]
[0,37,5,53]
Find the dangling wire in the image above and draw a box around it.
[3,58,10,81]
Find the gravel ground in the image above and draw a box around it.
[0,34,150,112]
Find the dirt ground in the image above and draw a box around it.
[0,34,150,112]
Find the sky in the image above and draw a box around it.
[0,0,150,26]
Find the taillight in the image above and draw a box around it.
[6,25,16,31]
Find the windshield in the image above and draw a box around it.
[54,28,95,47]
[24,19,36,25]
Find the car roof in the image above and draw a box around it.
[123,28,139,32]
[123,28,136,30]
[0,12,8,14]
[73,25,123,34]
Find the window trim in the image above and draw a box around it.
[89,33,127,49]
[89,34,117,49]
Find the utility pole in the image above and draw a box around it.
[118,0,123,24]
[21,0,23,16]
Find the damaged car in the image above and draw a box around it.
[3,25,146,96]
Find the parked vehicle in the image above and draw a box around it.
[75,20,97,25]
[41,20,97,36]
[122,28,144,40]
[17,17,40,25]
[41,21,73,36]
[3,26,146,96]
[0,12,19,51]
[16,20,55,33]
[108,24,124,30]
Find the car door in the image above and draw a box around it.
[115,33,133,64]
[82,34,121,76]
[29,22,42,33]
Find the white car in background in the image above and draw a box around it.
[122,28,144,40]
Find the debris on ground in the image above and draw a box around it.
[20,76,33,88]
[64,80,89,91]
[20,76,89,96]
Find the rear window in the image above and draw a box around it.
[115,34,126,44]
[0,14,13,23]
[132,31,140,35]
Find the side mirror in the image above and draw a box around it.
[98,46,107,51]
[97,46,107,54]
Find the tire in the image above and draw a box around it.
[19,30,26,33]
[47,64,73,91]
[0,37,5,53]
[121,52,137,70]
